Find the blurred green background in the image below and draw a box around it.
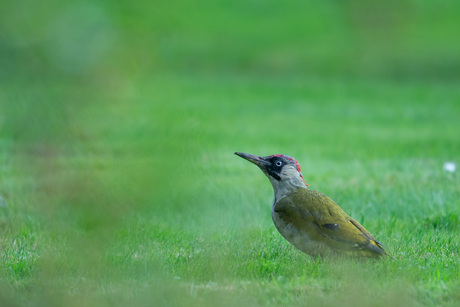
[1,0,460,306]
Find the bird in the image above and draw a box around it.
[235,152,389,259]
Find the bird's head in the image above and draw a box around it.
[235,152,308,201]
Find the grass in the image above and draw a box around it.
[1,0,460,306]
[1,75,459,306]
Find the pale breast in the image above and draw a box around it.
[271,208,324,256]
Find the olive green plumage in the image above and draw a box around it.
[235,152,390,259]
[273,188,387,258]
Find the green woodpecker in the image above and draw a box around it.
[235,152,389,259]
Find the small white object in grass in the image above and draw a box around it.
[443,162,456,172]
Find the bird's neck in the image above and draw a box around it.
[269,176,307,204]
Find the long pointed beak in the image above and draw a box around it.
[234,152,269,168]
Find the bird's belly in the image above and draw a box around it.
[271,211,324,255]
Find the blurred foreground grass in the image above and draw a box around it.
[1,0,460,306]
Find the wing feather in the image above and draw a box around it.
[273,189,388,258]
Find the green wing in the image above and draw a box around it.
[273,189,388,258]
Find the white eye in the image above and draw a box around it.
[275,161,283,167]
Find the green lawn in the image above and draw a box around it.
[1,1,460,306]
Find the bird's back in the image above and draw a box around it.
[272,188,388,258]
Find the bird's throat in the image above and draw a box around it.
[269,176,307,203]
